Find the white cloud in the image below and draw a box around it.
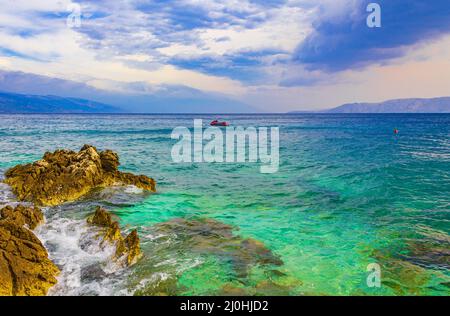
[0,0,449,112]
[244,35,450,111]
[0,10,246,95]
[0,0,312,98]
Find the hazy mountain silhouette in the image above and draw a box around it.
[290,97,450,113]
[0,92,121,113]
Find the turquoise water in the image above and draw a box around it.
[0,114,449,296]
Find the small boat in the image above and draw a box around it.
[210,120,229,127]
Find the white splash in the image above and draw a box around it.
[124,185,144,194]
[36,214,131,296]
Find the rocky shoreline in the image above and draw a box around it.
[0,145,156,296]
[1,145,288,296]
[87,206,142,267]
[0,205,59,295]
[4,144,155,206]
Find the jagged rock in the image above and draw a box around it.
[0,205,59,296]
[88,206,142,266]
[154,218,283,278]
[100,150,120,172]
[4,145,156,206]
[87,206,114,228]
[121,230,141,266]
[0,205,44,230]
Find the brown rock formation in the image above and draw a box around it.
[87,206,142,266]
[0,204,44,230]
[0,205,59,296]
[4,145,156,206]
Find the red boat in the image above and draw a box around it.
[210,120,229,127]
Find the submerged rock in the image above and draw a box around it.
[402,225,450,270]
[365,225,450,296]
[371,249,431,295]
[87,206,142,266]
[133,275,180,296]
[0,205,59,296]
[218,281,298,296]
[254,280,292,296]
[403,240,450,270]
[4,145,156,206]
[80,263,108,283]
[154,218,283,278]
[219,284,248,296]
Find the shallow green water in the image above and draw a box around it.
[0,114,449,295]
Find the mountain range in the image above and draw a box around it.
[1,90,450,114]
[0,70,257,113]
[325,97,450,113]
[0,92,121,113]
[290,97,450,114]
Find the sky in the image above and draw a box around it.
[0,0,449,112]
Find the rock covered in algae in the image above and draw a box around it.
[371,249,432,295]
[366,225,450,295]
[87,206,142,266]
[0,205,59,296]
[131,218,290,296]
[403,240,450,270]
[153,218,283,278]
[4,145,156,206]
[403,225,450,270]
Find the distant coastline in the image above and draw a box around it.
[1,91,450,114]
[0,92,122,114]
[289,97,450,114]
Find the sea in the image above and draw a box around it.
[0,113,449,296]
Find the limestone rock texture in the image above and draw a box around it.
[4,145,156,206]
[87,206,142,266]
[0,205,59,296]
[0,204,44,230]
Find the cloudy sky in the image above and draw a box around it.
[0,0,449,112]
